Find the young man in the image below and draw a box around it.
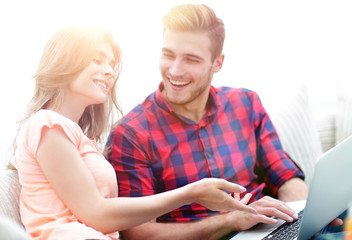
[106,4,308,239]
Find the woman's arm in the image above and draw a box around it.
[37,126,255,234]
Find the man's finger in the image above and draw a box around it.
[328,218,343,226]
[240,193,252,205]
[219,179,247,193]
[232,200,257,214]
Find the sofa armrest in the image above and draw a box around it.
[0,169,22,226]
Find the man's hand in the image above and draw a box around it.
[328,218,344,226]
[225,195,299,231]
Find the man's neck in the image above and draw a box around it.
[160,84,211,124]
[171,102,207,124]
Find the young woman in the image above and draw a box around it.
[11,26,254,240]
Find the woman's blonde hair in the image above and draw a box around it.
[162,4,225,60]
[10,26,122,165]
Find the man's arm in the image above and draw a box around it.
[122,211,275,240]
[277,177,308,202]
[121,194,298,240]
[121,195,256,240]
[122,216,230,240]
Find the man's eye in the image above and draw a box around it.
[187,58,199,63]
[162,53,174,59]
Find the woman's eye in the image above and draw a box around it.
[93,58,102,65]
[109,62,116,69]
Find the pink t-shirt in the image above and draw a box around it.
[13,110,119,240]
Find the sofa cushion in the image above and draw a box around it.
[336,91,352,144]
[313,107,336,152]
[0,215,30,240]
[0,169,22,226]
[260,85,323,186]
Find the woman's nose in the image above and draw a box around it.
[104,63,115,77]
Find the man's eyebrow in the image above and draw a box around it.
[162,48,204,61]
[185,53,203,60]
[161,48,173,53]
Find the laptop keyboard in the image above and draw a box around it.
[261,210,304,240]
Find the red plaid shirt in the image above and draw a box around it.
[106,83,304,222]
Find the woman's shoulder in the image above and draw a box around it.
[25,110,78,130]
[17,110,84,156]
[20,110,82,141]
[30,109,74,123]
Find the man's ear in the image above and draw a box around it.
[212,54,225,73]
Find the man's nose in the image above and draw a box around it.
[169,59,185,76]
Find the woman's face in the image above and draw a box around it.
[67,42,116,107]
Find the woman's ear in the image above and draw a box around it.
[212,54,224,73]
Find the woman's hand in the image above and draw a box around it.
[186,178,256,213]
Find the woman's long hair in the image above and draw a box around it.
[8,26,123,168]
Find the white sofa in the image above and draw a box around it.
[0,84,351,237]
[0,169,21,225]
[0,169,30,239]
[259,84,352,186]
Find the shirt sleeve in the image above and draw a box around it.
[107,123,156,197]
[251,92,304,196]
[13,110,82,172]
[23,111,81,157]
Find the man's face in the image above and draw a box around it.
[159,30,223,109]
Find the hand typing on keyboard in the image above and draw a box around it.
[229,196,299,232]
[262,210,304,239]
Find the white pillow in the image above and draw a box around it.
[259,85,323,186]
[336,92,352,144]
[0,169,22,226]
[312,103,337,152]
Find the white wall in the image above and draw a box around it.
[1,0,351,162]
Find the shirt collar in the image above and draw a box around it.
[208,86,220,117]
[155,82,175,114]
[155,82,220,123]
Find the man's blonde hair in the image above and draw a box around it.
[162,4,225,60]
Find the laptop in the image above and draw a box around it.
[231,135,352,240]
